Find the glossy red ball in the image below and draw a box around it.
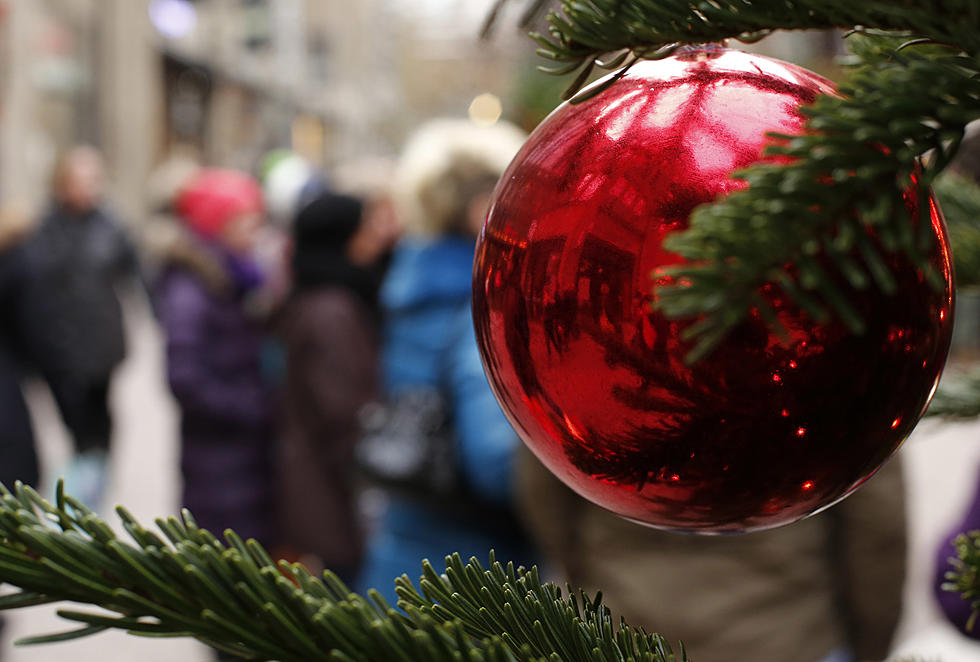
[473,48,954,533]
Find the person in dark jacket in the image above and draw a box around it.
[275,191,399,583]
[0,203,38,490]
[155,168,277,546]
[20,146,141,508]
[354,119,538,602]
[518,446,907,662]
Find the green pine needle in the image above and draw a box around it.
[926,365,980,419]
[534,1,980,98]
[0,481,685,662]
[933,171,980,288]
[941,530,980,631]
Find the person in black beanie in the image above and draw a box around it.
[290,193,392,316]
[274,191,400,582]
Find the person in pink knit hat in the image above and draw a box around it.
[154,168,278,547]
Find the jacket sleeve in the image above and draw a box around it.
[114,222,156,305]
[157,274,268,426]
[114,224,142,279]
[445,305,519,506]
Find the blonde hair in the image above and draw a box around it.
[395,119,526,236]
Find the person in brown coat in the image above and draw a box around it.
[276,191,399,582]
[517,446,907,662]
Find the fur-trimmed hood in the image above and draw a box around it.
[143,214,231,297]
[394,119,526,236]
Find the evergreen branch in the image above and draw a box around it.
[524,2,980,359]
[535,1,980,99]
[395,553,688,662]
[933,171,980,288]
[0,482,683,662]
[941,530,980,631]
[655,36,980,360]
[926,365,980,419]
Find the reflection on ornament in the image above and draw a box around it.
[472,48,954,533]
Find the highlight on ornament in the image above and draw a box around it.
[472,47,954,533]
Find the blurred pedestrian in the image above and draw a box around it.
[354,119,538,601]
[19,146,142,508]
[0,202,38,490]
[255,150,326,319]
[275,191,399,583]
[331,156,400,305]
[517,448,907,662]
[154,168,277,546]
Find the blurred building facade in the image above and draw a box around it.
[0,0,528,222]
[0,0,841,224]
[0,0,160,218]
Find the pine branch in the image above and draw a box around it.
[941,530,980,631]
[658,36,980,360]
[521,1,980,360]
[933,171,980,288]
[0,482,684,662]
[395,555,688,662]
[534,1,980,99]
[926,365,980,419]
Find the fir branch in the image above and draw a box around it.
[926,365,980,419]
[941,530,980,631]
[535,1,980,99]
[0,482,683,662]
[933,171,980,288]
[395,554,688,662]
[525,2,980,359]
[657,36,980,360]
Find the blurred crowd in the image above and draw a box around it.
[0,117,977,662]
[0,119,539,601]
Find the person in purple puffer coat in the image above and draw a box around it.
[154,168,277,547]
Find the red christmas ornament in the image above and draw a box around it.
[473,47,954,533]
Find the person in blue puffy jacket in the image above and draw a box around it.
[355,119,538,601]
